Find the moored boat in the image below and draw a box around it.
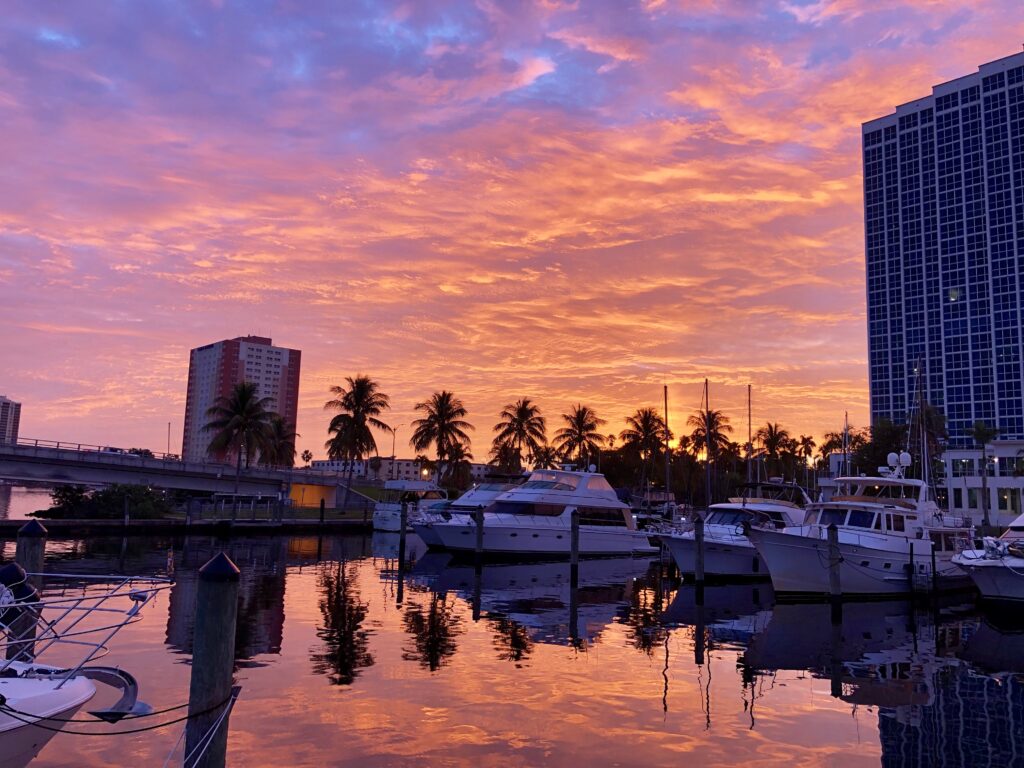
[748,454,973,597]
[952,515,1024,603]
[658,480,810,579]
[372,479,447,531]
[413,468,656,557]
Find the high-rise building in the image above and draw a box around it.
[0,396,21,443]
[181,336,301,463]
[863,51,1024,521]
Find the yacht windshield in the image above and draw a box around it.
[705,510,751,526]
[520,480,576,491]
[489,501,566,517]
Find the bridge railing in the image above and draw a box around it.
[3,438,347,484]
[182,497,375,525]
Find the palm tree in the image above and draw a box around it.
[203,381,276,494]
[553,404,607,466]
[620,408,670,488]
[972,420,1000,531]
[798,434,816,488]
[491,398,547,473]
[324,376,392,512]
[441,441,474,488]
[261,416,299,468]
[301,449,313,467]
[755,422,791,476]
[530,444,561,470]
[410,391,474,481]
[686,408,733,461]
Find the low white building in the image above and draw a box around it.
[942,439,1024,525]
[309,457,491,483]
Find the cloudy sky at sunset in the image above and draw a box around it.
[2,1,1023,459]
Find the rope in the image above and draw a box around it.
[0,696,190,724]
[0,692,234,736]
[182,688,240,767]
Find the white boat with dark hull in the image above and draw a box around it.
[658,481,810,579]
[413,469,656,557]
[372,479,447,532]
[952,515,1024,603]
[748,454,973,597]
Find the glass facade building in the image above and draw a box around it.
[863,51,1024,448]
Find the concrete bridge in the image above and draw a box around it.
[0,438,346,502]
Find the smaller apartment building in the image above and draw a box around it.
[943,440,1024,524]
[310,457,491,484]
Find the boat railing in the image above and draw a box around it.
[0,574,172,684]
[830,495,917,510]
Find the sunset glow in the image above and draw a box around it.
[3,1,1023,458]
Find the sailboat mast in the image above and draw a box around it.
[664,384,671,499]
[747,384,752,484]
[704,378,712,508]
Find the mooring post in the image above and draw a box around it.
[829,608,843,698]
[319,498,326,526]
[931,544,938,594]
[827,523,841,599]
[362,500,369,526]
[7,521,47,661]
[570,508,580,590]
[907,541,915,597]
[694,600,705,665]
[123,495,130,528]
[397,502,408,578]
[474,506,485,568]
[185,553,240,768]
[694,514,705,605]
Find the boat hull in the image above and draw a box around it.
[414,519,656,557]
[748,527,936,597]
[659,532,768,578]
[953,554,1024,602]
[0,674,95,768]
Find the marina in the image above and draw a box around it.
[1,520,1023,766]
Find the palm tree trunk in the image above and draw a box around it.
[341,461,354,513]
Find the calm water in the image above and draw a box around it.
[0,485,54,520]
[1,531,1022,768]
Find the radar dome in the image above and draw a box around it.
[588,464,597,473]
[886,452,899,467]
[899,451,912,467]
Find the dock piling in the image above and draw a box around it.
[570,508,580,589]
[319,498,326,526]
[474,506,485,567]
[694,515,705,604]
[7,521,47,661]
[827,523,841,600]
[123,495,130,528]
[185,552,240,768]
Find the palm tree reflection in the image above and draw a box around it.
[311,562,374,685]
[402,592,464,671]
[488,615,533,665]
[623,572,670,656]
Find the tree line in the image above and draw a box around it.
[203,375,847,504]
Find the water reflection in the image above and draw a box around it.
[401,592,464,671]
[310,561,375,684]
[11,532,1024,767]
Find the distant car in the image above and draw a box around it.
[99,447,141,459]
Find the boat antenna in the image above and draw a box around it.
[843,411,850,477]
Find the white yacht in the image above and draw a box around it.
[952,513,1024,603]
[415,481,521,547]
[657,480,810,578]
[412,468,656,557]
[747,453,973,597]
[371,479,447,532]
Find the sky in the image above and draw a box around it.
[2,1,1023,461]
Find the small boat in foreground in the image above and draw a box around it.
[0,565,170,767]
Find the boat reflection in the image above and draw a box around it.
[408,554,656,648]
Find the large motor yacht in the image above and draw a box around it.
[372,479,447,532]
[952,513,1024,603]
[658,480,811,579]
[747,453,973,597]
[412,468,657,557]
